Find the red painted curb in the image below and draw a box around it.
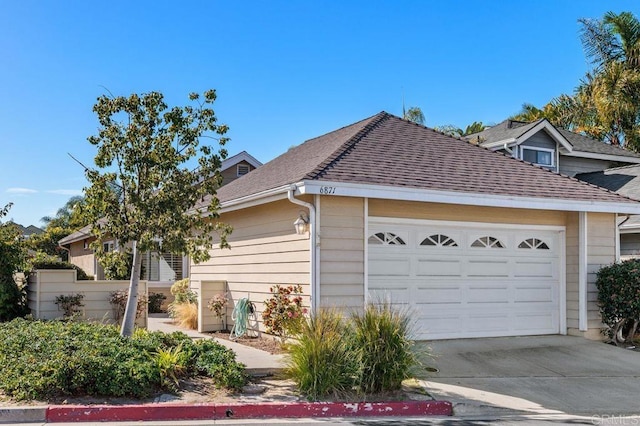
[46,404,216,422]
[47,400,452,422]
[218,401,453,419]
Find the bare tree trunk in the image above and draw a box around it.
[120,240,142,337]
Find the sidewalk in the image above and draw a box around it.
[147,314,285,376]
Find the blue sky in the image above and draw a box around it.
[1,1,638,227]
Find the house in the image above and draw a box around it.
[468,119,640,261]
[190,111,640,341]
[59,151,262,299]
[10,223,44,239]
[466,118,640,176]
[575,165,640,259]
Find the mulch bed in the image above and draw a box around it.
[209,330,286,355]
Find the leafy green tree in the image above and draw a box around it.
[0,203,28,321]
[403,106,425,125]
[83,90,232,336]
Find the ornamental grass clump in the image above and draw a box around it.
[350,302,417,394]
[284,309,356,400]
[595,259,640,344]
[284,301,420,400]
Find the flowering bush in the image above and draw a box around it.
[262,284,307,344]
[207,293,228,319]
[596,259,640,344]
[109,290,148,323]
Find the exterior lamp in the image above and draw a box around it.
[294,213,309,235]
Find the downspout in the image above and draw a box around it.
[287,185,318,312]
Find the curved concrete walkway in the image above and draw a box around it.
[147,315,284,375]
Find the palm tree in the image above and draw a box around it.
[574,11,640,149]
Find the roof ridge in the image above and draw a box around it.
[304,111,390,180]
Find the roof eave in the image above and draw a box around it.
[297,180,640,214]
[561,150,640,164]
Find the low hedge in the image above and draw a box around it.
[0,318,247,400]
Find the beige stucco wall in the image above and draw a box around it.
[190,198,311,332]
[68,239,96,277]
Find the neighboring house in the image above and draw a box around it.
[467,119,640,262]
[466,118,640,176]
[10,223,44,239]
[190,111,640,341]
[575,165,640,259]
[59,151,262,296]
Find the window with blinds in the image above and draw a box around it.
[142,252,184,282]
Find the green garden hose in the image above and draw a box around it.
[230,298,255,340]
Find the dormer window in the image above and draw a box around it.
[237,164,250,177]
[521,147,554,167]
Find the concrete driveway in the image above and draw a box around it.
[416,335,640,416]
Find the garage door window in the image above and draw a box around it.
[518,238,549,250]
[368,232,406,245]
[471,236,505,248]
[420,234,458,247]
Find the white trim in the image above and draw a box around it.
[519,120,573,152]
[578,212,588,331]
[314,194,321,310]
[364,197,369,307]
[299,180,640,214]
[482,137,518,149]
[520,145,555,167]
[562,150,640,164]
[369,216,566,232]
[221,151,262,171]
[481,120,573,153]
[559,229,567,335]
[615,213,621,262]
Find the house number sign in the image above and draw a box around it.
[319,186,336,194]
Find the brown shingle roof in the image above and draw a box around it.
[209,112,639,207]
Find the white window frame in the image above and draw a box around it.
[520,146,555,167]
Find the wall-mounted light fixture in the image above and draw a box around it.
[294,212,309,235]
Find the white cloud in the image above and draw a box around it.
[46,189,83,196]
[6,188,37,194]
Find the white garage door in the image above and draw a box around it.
[368,218,563,340]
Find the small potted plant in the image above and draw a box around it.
[207,293,228,330]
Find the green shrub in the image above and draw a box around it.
[194,339,247,390]
[0,319,247,400]
[596,259,640,344]
[29,257,91,281]
[284,309,356,400]
[350,302,417,394]
[170,278,197,304]
[54,294,85,318]
[0,204,29,321]
[99,251,144,280]
[148,292,167,313]
[109,290,148,323]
